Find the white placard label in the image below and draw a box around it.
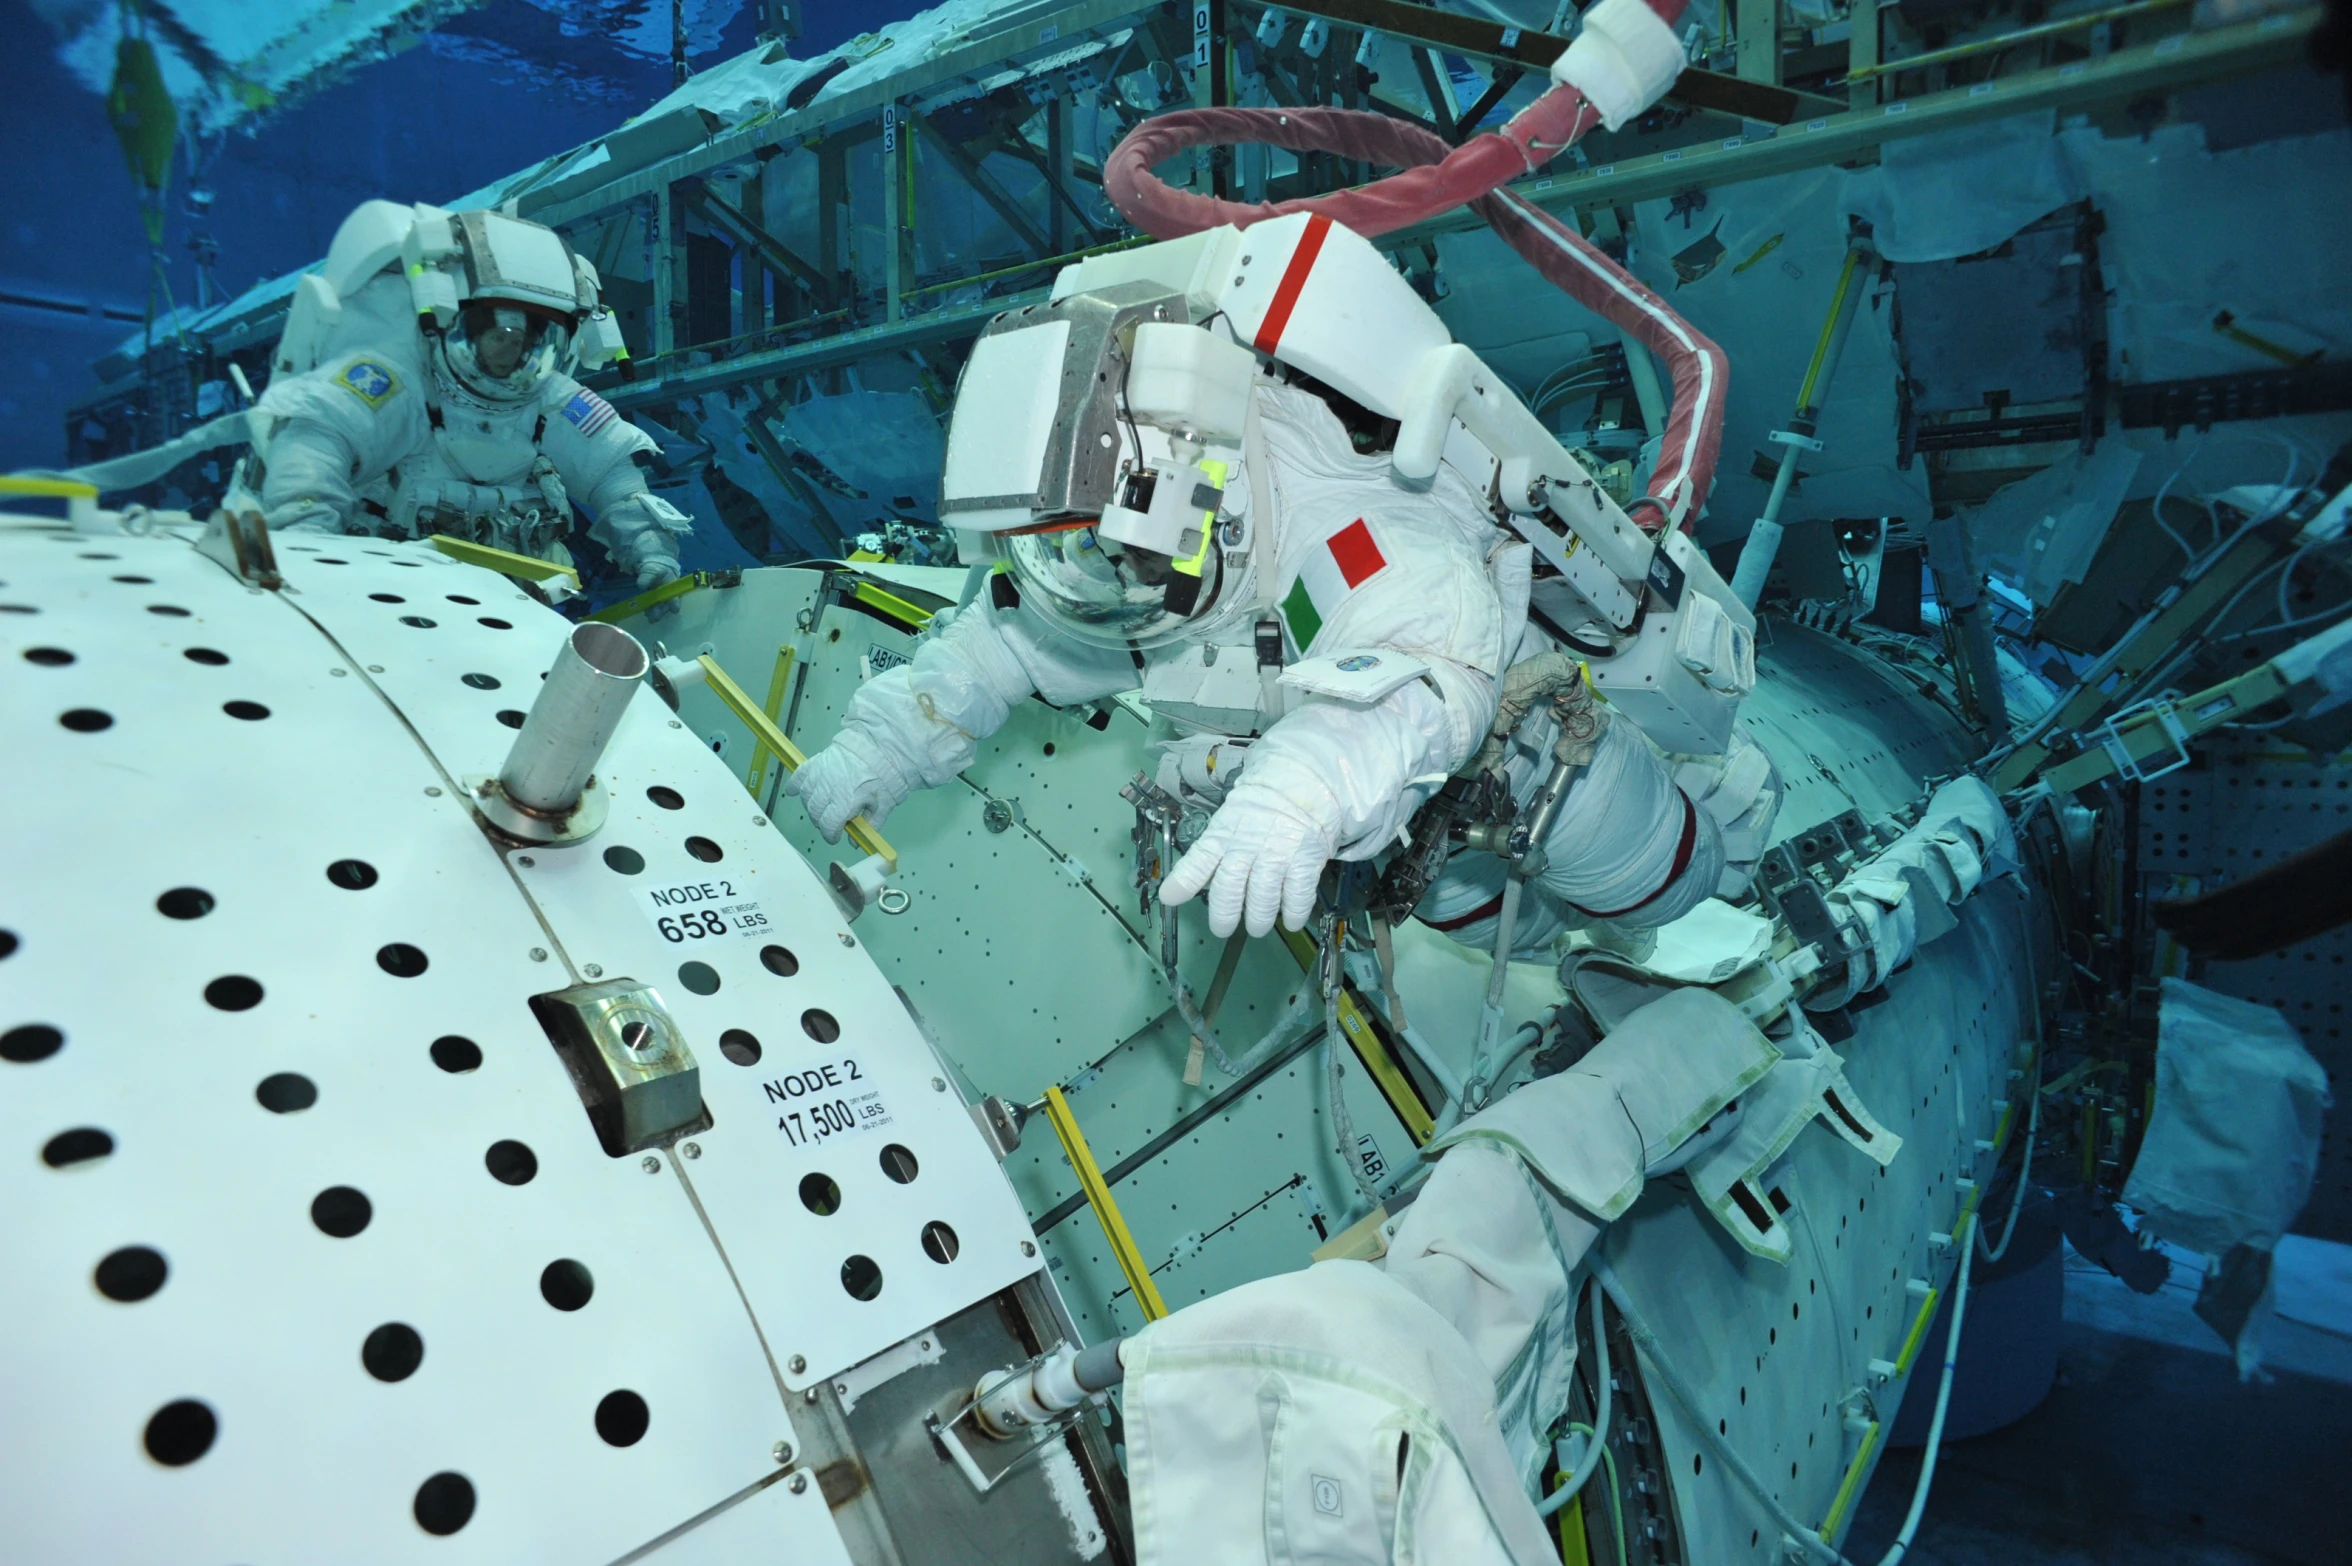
[639,878,773,942]
[762,1053,893,1150]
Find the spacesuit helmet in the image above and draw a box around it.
[425,211,586,408]
[938,284,1261,650]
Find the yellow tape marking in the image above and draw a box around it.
[1044,1085,1168,1322]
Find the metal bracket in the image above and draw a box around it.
[2093,695,2194,783]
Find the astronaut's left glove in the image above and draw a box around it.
[1160,774,1339,939]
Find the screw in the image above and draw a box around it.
[584,963,603,978]
[622,1020,655,1051]
[753,816,767,827]
[669,719,684,729]
[530,947,549,962]
[1021,1240,1037,1257]
[804,1387,819,1404]
[329,667,347,677]
[367,664,384,673]
[788,1354,807,1374]
[424,786,443,797]
[641,1155,661,1174]
[772,1440,794,1465]
[931,1077,946,1092]
[838,933,855,947]
[682,1141,702,1160]
[517,854,535,867]
[789,1474,809,1494]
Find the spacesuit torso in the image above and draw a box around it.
[255,348,667,571]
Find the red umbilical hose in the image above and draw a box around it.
[1101,7,1727,531]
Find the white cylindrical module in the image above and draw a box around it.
[500,621,649,814]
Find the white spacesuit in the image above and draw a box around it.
[791,218,1760,944]
[249,200,692,586]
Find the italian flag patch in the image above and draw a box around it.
[1280,517,1388,651]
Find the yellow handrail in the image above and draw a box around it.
[1043,1085,1168,1322]
[695,653,896,870]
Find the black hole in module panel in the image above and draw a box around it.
[184,646,229,665]
[145,605,190,617]
[540,1259,593,1311]
[223,700,270,721]
[0,603,37,614]
[446,594,480,605]
[59,708,113,732]
[799,1172,842,1216]
[413,1472,475,1536]
[801,1009,839,1044]
[921,1221,960,1264]
[363,1322,425,1382]
[255,1073,317,1113]
[111,575,154,584]
[315,558,348,566]
[478,617,513,630]
[376,943,430,978]
[760,944,798,977]
[95,1245,167,1301]
[327,859,379,890]
[495,709,526,729]
[77,552,118,560]
[840,1254,883,1301]
[143,1400,217,1467]
[461,672,501,690]
[879,1144,919,1185]
[23,646,73,665]
[2,1023,64,1062]
[311,1186,372,1238]
[157,887,215,919]
[0,930,15,959]
[399,616,438,629]
[484,1140,537,1186]
[595,1390,650,1448]
[430,1035,483,1073]
[369,592,405,604]
[205,975,263,1011]
[719,1029,761,1066]
[683,836,723,863]
[43,1127,114,1167]
[603,846,644,875]
[647,785,684,810]
[677,961,720,996]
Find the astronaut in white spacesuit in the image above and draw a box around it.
[789,237,1750,944]
[249,200,693,588]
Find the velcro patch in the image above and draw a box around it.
[337,360,399,408]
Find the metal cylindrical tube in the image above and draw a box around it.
[499,622,650,813]
[1071,1337,1127,1393]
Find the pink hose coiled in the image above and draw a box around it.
[1101,22,1727,531]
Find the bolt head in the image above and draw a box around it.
[788,1354,807,1374]
[424,786,443,797]
[753,816,767,827]
[682,1141,702,1160]
[669,719,684,729]
[330,667,347,676]
[516,855,535,868]
[530,947,549,962]
[838,932,855,947]
[789,1474,809,1494]
[367,664,385,673]
[584,963,603,978]
[772,1440,794,1464]
[1021,1240,1038,1257]
[641,1155,661,1174]
[931,1077,946,1092]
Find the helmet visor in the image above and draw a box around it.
[1001,525,1218,650]
[444,302,570,403]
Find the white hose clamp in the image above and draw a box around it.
[1550,0,1690,132]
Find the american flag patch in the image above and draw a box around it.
[560,389,618,439]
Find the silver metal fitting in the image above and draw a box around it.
[469,622,648,846]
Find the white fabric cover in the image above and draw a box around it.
[1815,775,2016,1002]
[1840,111,2081,264]
[1550,0,1690,133]
[1687,1046,1901,1262]
[1122,1261,1556,1566]
[1384,1143,1604,1489]
[1427,986,1778,1222]
[2123,978,2333,1257]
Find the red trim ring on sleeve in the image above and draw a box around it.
[1252,213,1332,355]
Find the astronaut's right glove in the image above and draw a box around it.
[784,730,917,845]
[1160,777,1339,939]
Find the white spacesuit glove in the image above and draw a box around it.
[784,729,917,844]
[1162,673,1481,938]
[1160,772,1340,939]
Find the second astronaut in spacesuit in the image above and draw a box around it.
[788,273,1760,945]
[250,201,693,589]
